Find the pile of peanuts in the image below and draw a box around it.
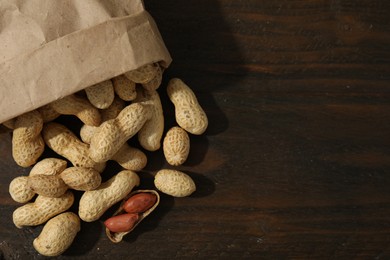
[4,62,208,256]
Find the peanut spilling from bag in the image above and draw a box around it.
[4,56,208,255]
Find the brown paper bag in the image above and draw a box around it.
[0,0,171,123]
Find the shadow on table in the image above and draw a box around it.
[146,0,246,136]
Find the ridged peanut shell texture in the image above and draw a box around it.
[142,64,162,91]
[50,94,101,126]
[33,212,80,257]
[9,176,35,203]
[13,191,74,228]
[167,78,208,135]
[28,175,68,198]
[111,144,147,171]
[163,126,190,166]
[60,167,101,191]
[125,63,160,84]
[79,170,140,222]
[12,110,45,167]
[112,75,137,101]
[154,169,196,197]
[43,122,105,172]
[89,103,151,163]
[29,158,67,176]
[37,104,60,123]
[85,80,115,109]
[135,87,164,151]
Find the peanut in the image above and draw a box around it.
[29,158,67,176]
[50,94,101,126]
[167,78,208,135]
[78,170,140,222]
[85,80,115,109]
[104,213,139,233]
[33,212,80,257]
[80,96,126,144]
[154,169,196,197]
[123,193,157,213]
[163,126,190,166]
[9,176,35,203]
[37,104,60,123]
[135,87,164,151]
[111,144,148,171]
[43,122,105,172]
[112,75,137,101]
[80,124,147,171]
[142,65,162,91]
[89,103,152,163]
[125,63,160,84]
[79,124,97,144]
[101,96,127,122]
[28,175,68,198]
[13,191,74,228]
[12,110,45,167]
[60,167,101,191]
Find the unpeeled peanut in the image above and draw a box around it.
[112,75,137,101]
[104,213,139,233]
[163,126,190,166]
[80,124,147,171]
[89,103,152,163]
[29,158,67,176]
[80,96,126,144]
[9,158,68,203]
[154,169,196,197]
[13,191,74,228]
[111,144,148,171]
[37,104,60,123]
[12,110,45,167]
[50,94,101,126]
[9,176,35,203]
[79,170,140,222]
[28,175,68,198]
[60,167,101,191]
[142,64,162,91]
[101,96,127,122]
[33,212,80,257]
[85,80,115,109]
[43,122,105,172]
[135,87,164,151]
[167,78,208,135]
[125,63,160,84]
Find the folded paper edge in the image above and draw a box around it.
[0,10,172,124]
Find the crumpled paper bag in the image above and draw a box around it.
[0,0,171,123]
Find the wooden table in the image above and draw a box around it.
[1,0,389,258]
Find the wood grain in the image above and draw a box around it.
[1,0,390,259]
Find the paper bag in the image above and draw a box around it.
[0,0,172,123]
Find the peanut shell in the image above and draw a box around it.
[9,176,35,203]
[163,126,190,166]
[60,167,101,191]
[13,191,74,228]
[28,175,68,198]
[33,212,80,257]
[154,169,196,197]
[106,189,160,243]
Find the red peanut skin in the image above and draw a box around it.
[123,193,157,214]
[104,213,139,233]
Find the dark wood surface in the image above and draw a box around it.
[1,0,390,259]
